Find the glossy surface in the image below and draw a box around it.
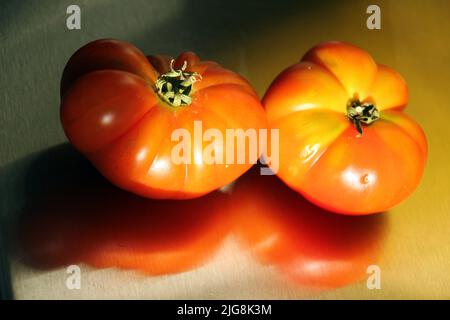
[61,40,267,199]
[232,167,386,289]
[18,149,232,275]
[263,42,427,214]
[11,146,385,291]
[1,0,450,300]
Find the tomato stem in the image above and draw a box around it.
[346,99,380,135]
[155,60,202,107]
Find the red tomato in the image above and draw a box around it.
[231,166,386,289]
[263,41,427,214]
[60,39,266,199]
[18,160,232,275]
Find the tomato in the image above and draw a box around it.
[18,154,232,275]
[263,41,427,215]
[60,39,266,199]
[231,166,386,289]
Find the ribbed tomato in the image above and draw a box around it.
[60,39,266,199]
[263,41,427,215]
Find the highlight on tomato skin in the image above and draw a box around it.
[230,166,387,289]
[60,39,267,200]
[16,144,232,276]
[262,41,427,215]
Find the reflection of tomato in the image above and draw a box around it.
[263,41,427,214]
[18,146,231,275]
[60,39,266,199]
[231,166,386,289]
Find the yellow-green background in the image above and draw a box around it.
[0,0,449,299]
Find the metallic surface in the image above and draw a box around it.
[0,0,449,299]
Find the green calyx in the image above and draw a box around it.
[346,99,380,135]
[155,60,202,107]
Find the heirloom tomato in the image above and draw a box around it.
[263,41,427,215]
[60,39,266,199]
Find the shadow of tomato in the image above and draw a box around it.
[230,165,388,289]
[16,144,232,275]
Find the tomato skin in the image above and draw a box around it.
[60,40,267,199]
[61,39,158,97]
[231,167,386,289]
[263,41,427,215]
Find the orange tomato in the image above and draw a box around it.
[263,41,427,214]
[60,39,266,199]
[231,166,386,289]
